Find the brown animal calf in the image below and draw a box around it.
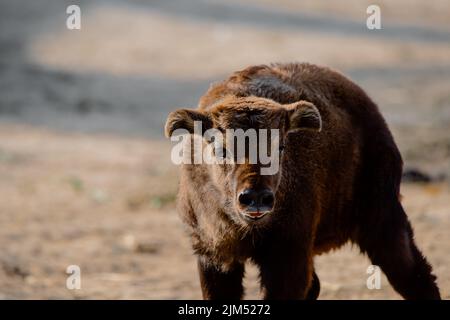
[164,63,441,300]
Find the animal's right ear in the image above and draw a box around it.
[286,101,322,133]
[164,109,212,138]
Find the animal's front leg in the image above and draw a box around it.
[256,245,314,300]
[197,256,245,300]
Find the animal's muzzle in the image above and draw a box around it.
[237,188,274,220]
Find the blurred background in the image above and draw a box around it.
[0,0,449,299]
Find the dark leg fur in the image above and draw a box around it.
[197,256,245,300]
[256,245,313,300]
[359,200,440,299]
[357,135,440,299]
[305,271,321,300]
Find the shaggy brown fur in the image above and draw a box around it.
[165,63,441,300]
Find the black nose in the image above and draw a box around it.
[238,189,274,211]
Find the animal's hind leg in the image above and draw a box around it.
[305,270,320,300]
[356,134,440,299]
[358,200,440,300]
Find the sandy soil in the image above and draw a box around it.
[234,0,450,29]
[30,6,450,79]
[0,125,448,299]
[0,0,449,299]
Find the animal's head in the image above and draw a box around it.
[165,96,321,225]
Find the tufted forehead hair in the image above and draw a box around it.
[208,96,285,130]
[165,96,321,138]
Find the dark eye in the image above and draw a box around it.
[279,144,285,153]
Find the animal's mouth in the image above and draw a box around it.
[240,210,271,221]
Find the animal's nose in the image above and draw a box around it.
[238,188,274,212]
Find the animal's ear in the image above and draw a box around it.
[164,109,212,138]
[286,101,322,132]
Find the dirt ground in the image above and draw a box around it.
[0,125,448,299]
[0,0,449,299]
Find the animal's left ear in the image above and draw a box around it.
[286,101,322,132]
